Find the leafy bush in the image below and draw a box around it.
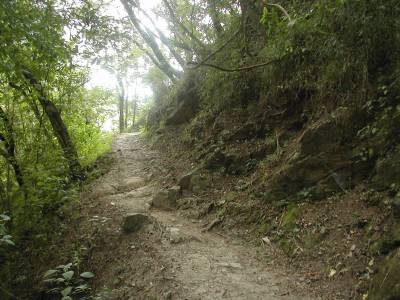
[43,263,95,300]
[0,213,14,247]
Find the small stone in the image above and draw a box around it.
[121,213,151,234]
[152,190,176,210]
[169,227,186,244]
[121,177,146,191]
[328,269,337,278]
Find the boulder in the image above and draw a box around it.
[169,227,187,244]
[121,213,151,234]
[179,171,194,190]
[151,187,181,210]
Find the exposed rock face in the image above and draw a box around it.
[122,213,151,234]
[372,145,400,191]
[369,249,400,300]
[165,100,197,125]
[373,223,400,254]
[165,71,199,126]
[261,114,361,203]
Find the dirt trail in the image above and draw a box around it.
[87,133,315,300]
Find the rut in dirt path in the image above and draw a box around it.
[89,133,315,300]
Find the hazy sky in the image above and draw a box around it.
[86,0,163,97]
[86,0,164,130]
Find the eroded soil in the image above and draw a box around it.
[81,133,315,300]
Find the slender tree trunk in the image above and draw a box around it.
[119,95,125,133]
[138,7,186,68]
[116,74,126,133]
[132,98,137,129]
[124,96,128,130]
[0,107,24,187]
[9,82,51,137]
[162,0,206,51]
[22,70,83,180]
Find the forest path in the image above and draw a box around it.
[86,133,314,300]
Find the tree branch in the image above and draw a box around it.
[187,56,284,72]
[188,29,240,70]
[264,2,292,22]
[161,0,205,50]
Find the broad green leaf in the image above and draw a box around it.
[62,271,74,280]
[80,271,95,279]
[74,284,88,292]
[43,269,58,278]
[61,287,72,297]
[0,214,10,221]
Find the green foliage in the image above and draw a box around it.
[0,213,14,246]
[0,1,115,298]
[43,262,94,300]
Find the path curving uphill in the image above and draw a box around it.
[85,133,314,300]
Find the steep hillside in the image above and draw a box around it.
[142,2,400,299]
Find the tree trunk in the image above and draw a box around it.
[121,0,181,82]
[0,107,24,187]
[207,0,223,39]
[132,98,137,129]
[116,74,126,133]
[39,97,83,179]
[239,0,266,56]
[22,70,83,180]
[138,6,186,68]
[124,96,128,130]
[119,94,125,133]
[162,0,206,52]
